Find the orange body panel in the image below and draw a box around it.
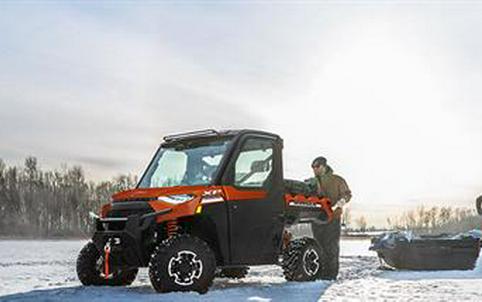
[113,186,213,223]
[284,193,334,222]
[112,185,210,201]
[111,185,268,224]
[222,186,267,200]
[100,203,112,218]
[110,186,333,224]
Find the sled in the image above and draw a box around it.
[370,232,480,270]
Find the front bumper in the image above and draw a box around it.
[91,208,172,268]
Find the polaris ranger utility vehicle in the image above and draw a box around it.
[77,129,333,293]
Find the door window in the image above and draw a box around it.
[234,138,273,188]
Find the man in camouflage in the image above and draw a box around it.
[307,156,351,280]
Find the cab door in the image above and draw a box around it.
[223,136,285,265]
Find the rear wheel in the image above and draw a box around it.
[148,234,216,294]
[216,266,249,279]
[281,237,323,281]
[76,242,138,286]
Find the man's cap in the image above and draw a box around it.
[312,156,327,167]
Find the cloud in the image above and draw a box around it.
[0,4,264,179]
[1,3,481,225]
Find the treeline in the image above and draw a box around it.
[0,157,137,238]
[386,205,479,235]
[341,206,479,235]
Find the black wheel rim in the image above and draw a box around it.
[302,248,320,276]
[168,250,203,286]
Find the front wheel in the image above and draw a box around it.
[148,234,216,294]
[76,242,138,286]
[281,237,323,281]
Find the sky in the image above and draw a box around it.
[1,1,481,226]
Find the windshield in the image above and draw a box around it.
[138,137,232,188]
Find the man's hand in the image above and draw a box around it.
[333,207,343,219]
[337,198,347,208]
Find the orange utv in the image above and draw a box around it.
[77,129,333,293]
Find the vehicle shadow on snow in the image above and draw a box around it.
[0,280,333,302]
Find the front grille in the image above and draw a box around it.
[106,201,154,218]
[116,197,157,202]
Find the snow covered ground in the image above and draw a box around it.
[0,239,481,301]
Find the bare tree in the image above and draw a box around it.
[355,215,368,232]
[387,205,479,235]
[0,157,138,238]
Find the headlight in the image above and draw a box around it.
[157,194,194,205]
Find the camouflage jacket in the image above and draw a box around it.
[306,166,352,207]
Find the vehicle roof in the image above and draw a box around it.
[163,129,281,143]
